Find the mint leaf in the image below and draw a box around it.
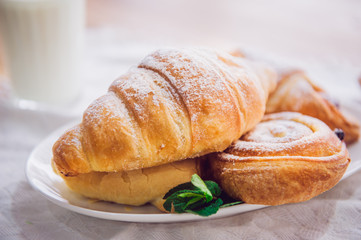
[163,182,194,199]
[163,189,196,212]
[185,197,208,210]
[163,198,173,212]
[163,195,176,212]
[162,174,244,216]
[220,201,243,208]
[186,198,223,217]
[205,181,221,197]
[177,192,204,199]
[191,174,213,202]
[184,196,205,209]
[172,199,187,213]
[163,189,205,212]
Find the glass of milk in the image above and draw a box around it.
[0,0,85,108]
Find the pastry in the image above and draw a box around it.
[266,71,360,144]
[52,48,277,177]
[54,157,200,210]
[52,48,277,208]
[207,112,350,205]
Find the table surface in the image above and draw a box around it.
[1,0,361,239]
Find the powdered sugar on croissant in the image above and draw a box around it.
[52,48,277,176]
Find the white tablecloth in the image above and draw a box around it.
[1,0,361,239]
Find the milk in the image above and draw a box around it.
[0,0,85,105]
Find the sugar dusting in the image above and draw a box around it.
[242,119,313,143]
[139,48,238,141]
[61,48,276,173]
[220,112,342,162]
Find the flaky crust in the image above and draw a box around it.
[208,112,350,205]
[266,71,360,144]
[52,48,276,176]
[57,158,199,210]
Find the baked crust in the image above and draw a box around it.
[57,158,199,210]
[266,71,360,144]
[208,112,350,205]
[52,48,277,176]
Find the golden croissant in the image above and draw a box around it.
[207,112,350,205]
[266,71,360,144]
[52,48,277,207]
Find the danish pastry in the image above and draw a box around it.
[208,112,350,205]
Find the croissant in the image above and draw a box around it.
[51,48,277,208]
[266,71,360,144]
[207,112,350,205]
[52,48,277,177]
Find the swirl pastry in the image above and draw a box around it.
[52,48,277,208]
[266,71,360,144]
[208,112,350,205]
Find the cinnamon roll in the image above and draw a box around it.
[207,112,350,205]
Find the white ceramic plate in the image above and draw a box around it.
[26,102,361,223]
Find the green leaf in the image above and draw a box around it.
[162,174,244,216]
[184,195,204,209]
[184,197,207,210]
[163,189,205,213]
[191,174,213,202]
[186,198,223,217]
[165,189,196,200]
[205,181,222,197]
[177,191,204,199]
[220,201,243,208]
[172,198,188,213]
[163,182,194,199]
[163,197,174,212]
[163,189,196,212]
